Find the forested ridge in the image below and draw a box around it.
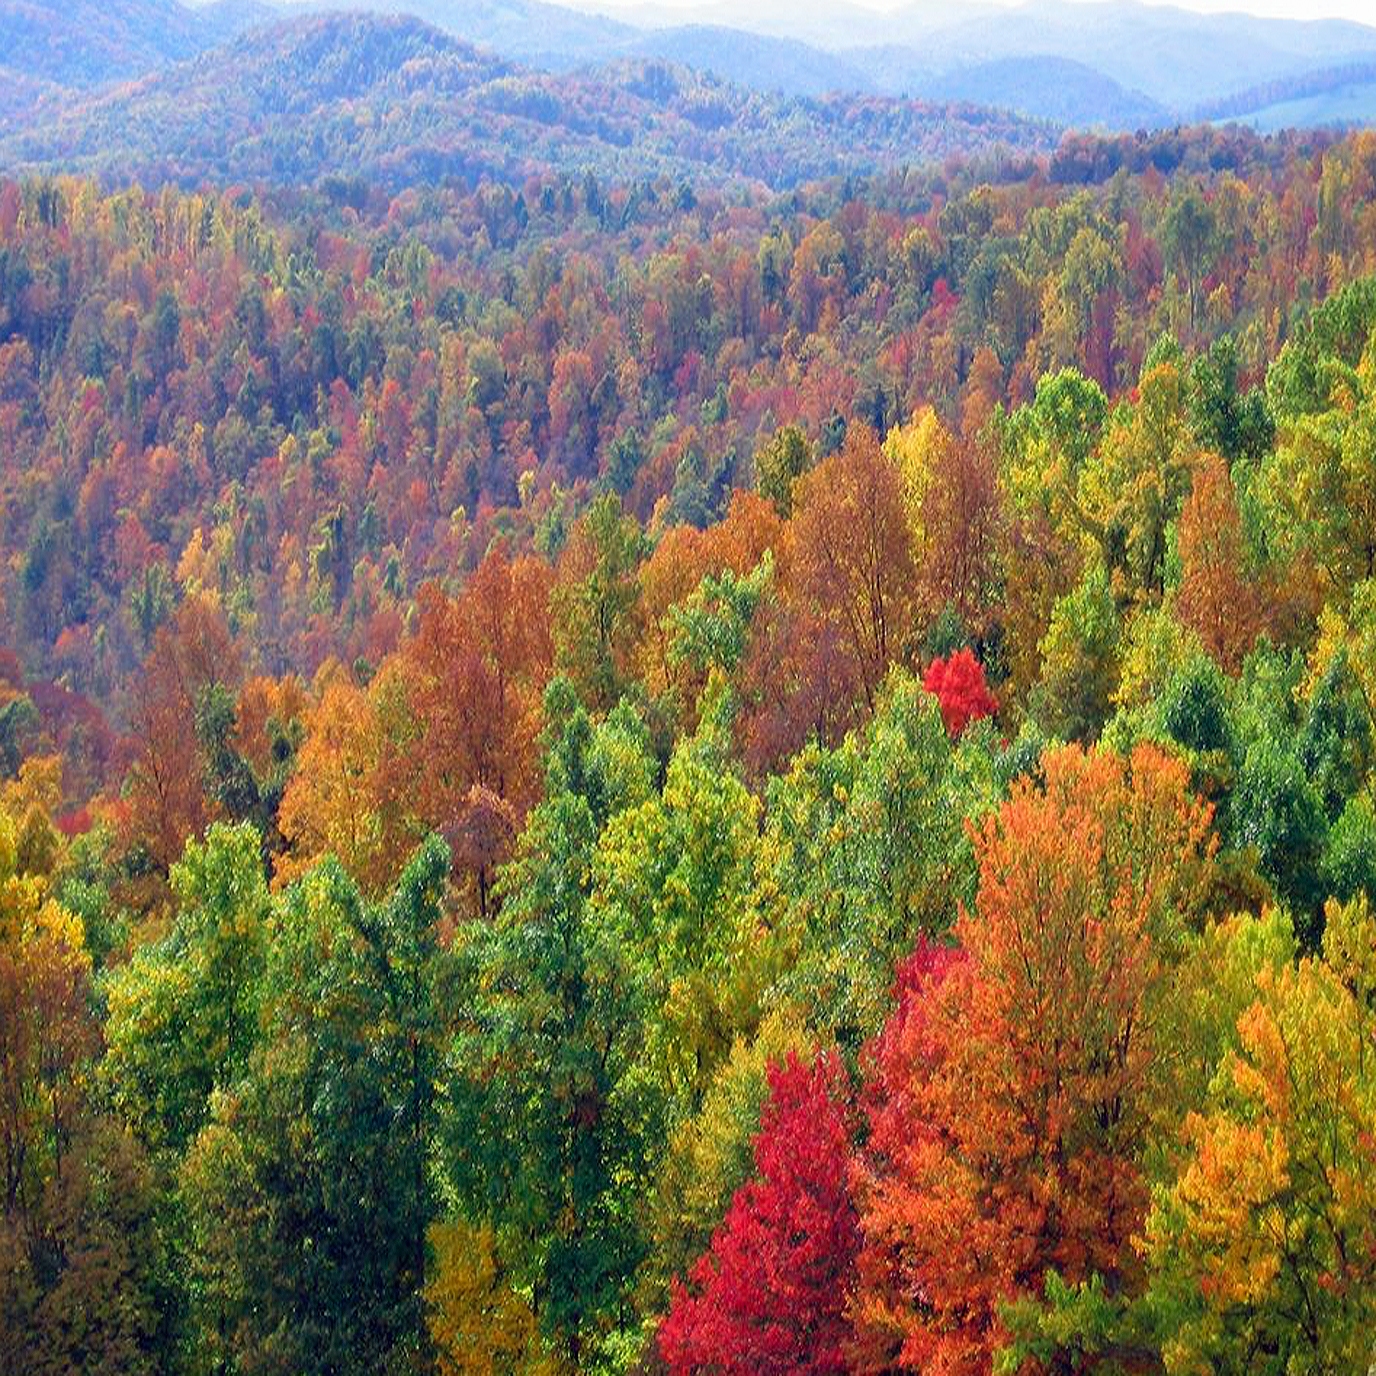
[8,0,1376,134]
[0,14,1056,191]
[4,124,1376,1374]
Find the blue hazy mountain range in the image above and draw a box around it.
[1,0,1375,180]
[252,0,1376,124]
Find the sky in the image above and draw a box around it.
[1105,0,1376,16]
[581,0,1376,22]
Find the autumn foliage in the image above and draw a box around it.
[921,648,997,736]
[6,129,1376,1376]
[851,745,1215,1372]
[659,1050,860,1376]
[1175,452,1266,673]
[791,425,917,716]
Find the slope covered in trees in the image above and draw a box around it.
[0,0,264,87]
[0,14,1055,190]
[11,0,1376,130]
[0,124,1348,762]
[4,122,1376,1375]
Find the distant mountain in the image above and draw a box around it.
[0,0,266,87]
[299,0,1376,130]
[889,54,1168,128]
[317,2,879,96]
[3,0,1376,168]
[0,12,1055,189]
[267,0,879,93]
[563,0,1376,124]
[617,25,876,97]
[877,1,1376,112]
[302,0,636,68]
[1238,79,1376,134]
[1195,60,1376,131]
[577,0,1005,51]
[196,0,277,39]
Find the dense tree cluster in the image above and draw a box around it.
[0,122,1364,773]
[4,126,1376,1374]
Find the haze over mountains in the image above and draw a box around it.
[439,0,1376,119]
[3,0,1376,189]
[220,0,1376,122]
[0,11,1062,189]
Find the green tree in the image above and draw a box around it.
[447,683,659,1371]
[753,424,813,518]
[551,494,646,714]
[1230,724,1329,944]
[594,702,772,1114]
[1081,351,1195,600]
[1031,563,1121,742]
[1163,189,1219,332]
[1188,335,1273,463]
[180,837,448,1376]
[766,669,991,1046]
[102,823,270,1157]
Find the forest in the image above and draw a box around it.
[0,14,1060,191]
[3,120,1376,1374]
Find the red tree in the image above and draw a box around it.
[851,938,968,1374]
[922,647,997,737]
[659,1051,859,1376]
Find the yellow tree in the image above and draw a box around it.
[1146,894,1376,1375]
[427,1218,555,1376]
[0,775,162,1375]
[0,808,93,1236]
[641,1008,812,1309]
[276,664,421,893]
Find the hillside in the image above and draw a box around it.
[919,54,1168,129]
[301,0,1376,124]
[5,129,1376,1376]
[0,0,265,86]
[1195,60,1376,131]
[7,0,1376,1369]
[1241,78,1376,133]
[515,0,1376,122]
[4,0,1376,139]
[0,13,1056,189]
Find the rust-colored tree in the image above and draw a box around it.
[123,595,241,872]
[1175,452,1265,674]
[919,436,1000,638]
[851,745,1215,1374]
[790,424,916,715]
[405,547,553,824]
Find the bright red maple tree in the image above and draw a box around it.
[658,1050,860,1376]
[922,647,997,737]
